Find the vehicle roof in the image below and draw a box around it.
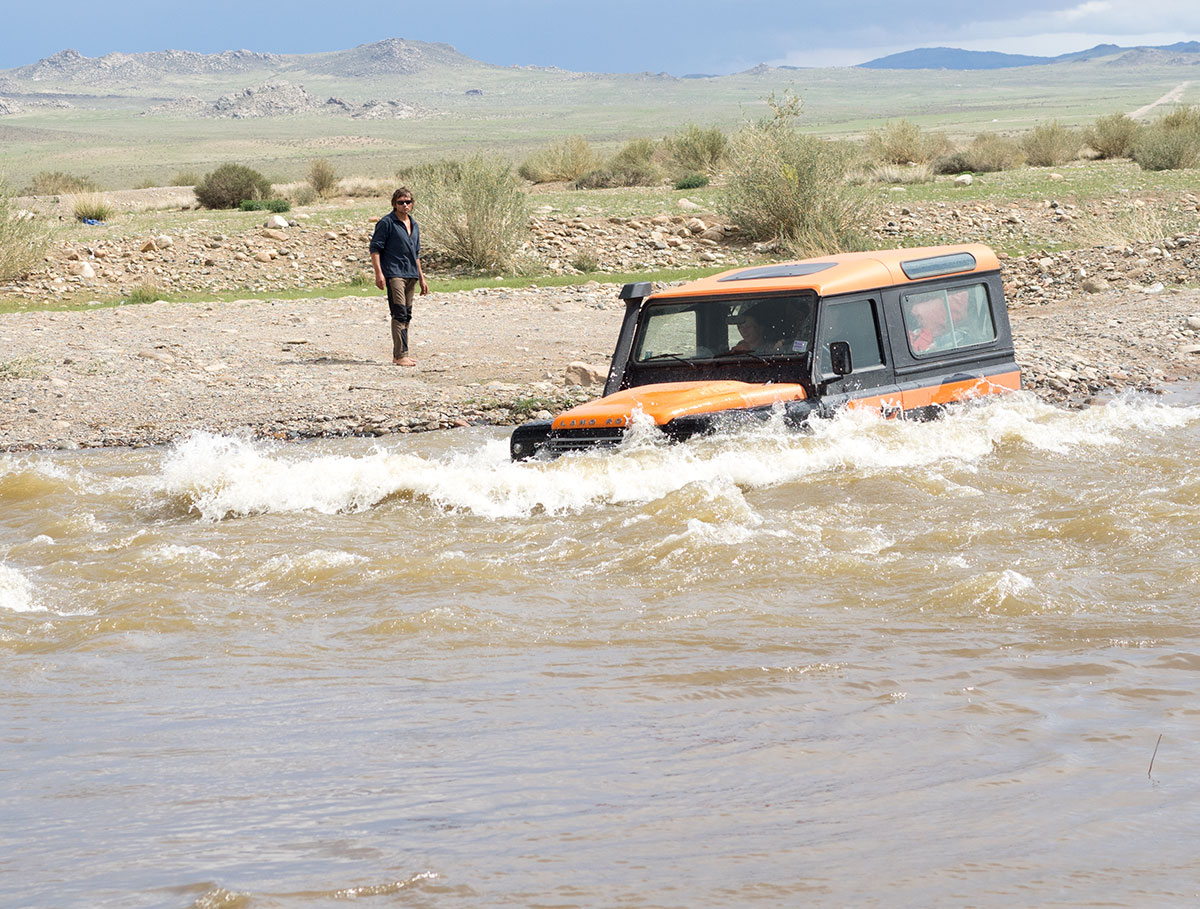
[650,243,1001,301]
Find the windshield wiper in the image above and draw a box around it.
[641,353,698,368]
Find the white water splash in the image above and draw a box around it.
[0,563,38,613]
[155,397,1200,521]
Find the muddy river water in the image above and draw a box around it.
[3,391,1199,906]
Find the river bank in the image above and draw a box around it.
[2,276,1200,451]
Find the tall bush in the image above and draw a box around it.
[1083,113,1140,159]
[517,136,599,183]
[0,181,51,282]
[720,92,874,256]
[194,163,272,209]
[415,155,530,271]
[1022,121,1082,167]
[574,137,662,189]
[867,120,951,165]
[307,158,337,197]
[664,124,728,175]
[1133,105,1200,171]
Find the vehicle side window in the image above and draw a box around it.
[902,283,995,356]
[634,305,701,361]
[818,299,884,375]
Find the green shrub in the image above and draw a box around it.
[936,132,1025,173]
[73,193,114,222]
[518,136,599,183]
[1022,121,1082,167]
[1133,105,1200,171]
[674,173,710,190]
[27,171,98,195]
[170,171,201,187]
[720,91,875,256]
[571,251,600,272]
[238,198,291,212]
[194,163,272,210]
[416,155,530,271]
[307,158,337,197]
[0,181,51,282]
[664,123,728,175]
[1083,113,1141,159]
[867,120,952,165]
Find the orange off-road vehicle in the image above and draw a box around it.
[510,243,1020,459]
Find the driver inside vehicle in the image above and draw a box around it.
[729,303,788,354]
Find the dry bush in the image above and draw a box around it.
[0,182,51,282]
[936,132,1025,174]
[1071,204,1180,247]
[575,137,662,188]
[867,120,952,165]
[307,158,337,197]
[415,155,530,271]
[720,92,875,256]
[339,176,393,198]
[27,171,97,195]
[1022,121,1083,167]
[170,171,201,187]
[864,163,936,184]
[664,124,728,175]
[1133,105,1200,171]
[518,136,599,183]
[1083,113,1141,159]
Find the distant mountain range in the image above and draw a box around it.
[858,42,1200,70]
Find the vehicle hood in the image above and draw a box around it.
[551,381,808,430]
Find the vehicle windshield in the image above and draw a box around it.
[633,295,816,363]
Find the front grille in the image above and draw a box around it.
[544,427,627,453]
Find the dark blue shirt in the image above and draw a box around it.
[369,211,421,279]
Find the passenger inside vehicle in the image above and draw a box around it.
[906,296,954,353]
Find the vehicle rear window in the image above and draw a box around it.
[901,283,996,356]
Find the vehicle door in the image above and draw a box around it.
[814,295,901,416]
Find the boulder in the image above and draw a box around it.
[266,215,289,229]
[953,174,973,186]
[563,361,606,387]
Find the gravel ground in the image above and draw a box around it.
[2,278,1200,452]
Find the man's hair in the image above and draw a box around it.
[391,187,413,205]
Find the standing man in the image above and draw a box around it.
[370,187,428,366]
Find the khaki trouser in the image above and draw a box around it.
[386,277,418,358]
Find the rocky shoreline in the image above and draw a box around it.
[2,184,1200,452]
[2,276,1200,452]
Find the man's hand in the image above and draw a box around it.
[419,279,429,296]
[375,275,386,290]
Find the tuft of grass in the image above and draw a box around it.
[0,355,43,380]
[124,283,164,305]
[73,193,115,222]
[674,173,710,190]
[169,171,201,187]
[863,163,935,185]
[238,198,291,213]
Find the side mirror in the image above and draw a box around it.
[829,340,853,376]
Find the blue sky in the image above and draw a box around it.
[2,0,1197,72]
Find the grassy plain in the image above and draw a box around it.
[1,54,1196,188]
